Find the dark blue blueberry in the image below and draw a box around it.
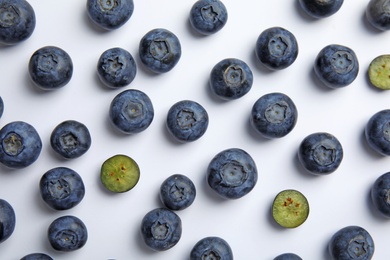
[28,46,73,90]
[371,172,390,218]
[47,215,88,252]
[0,0,35,45]
[20,253,53,260]
[298,132,343,175]
[274,253,303,260]
[97,47,137,88]
[0,121,42,169]
[160,174,196,211]
[50,120,92,159]
[209,58,253,100]
[365,109,390,156]
[314,44,359,89]
[140,208,182,251]
[328,226,374,260]
[109,89,154,134]
[139,28,181,73]
[189,0,228,35]
[0,96,3,119]
[166,100,209,143]
[366,0,390,31]
[250,92,298,139]
[298,0,344,18]
[190,236,233,260]
[0,199,16,244]
[255,27,298,70]
[39,167,85,211]
[207,148,257,199]
[86,0,134,30]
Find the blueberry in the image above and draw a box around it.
[190,236,233,260]
[371,172,390,218]
[50,120,92,159]
[207,148,257,199]
[250,92,298,139]
[0,0,35,45]
[298,0,344,19]
[209,58,253,100]
[0,199,16,244]
[0,96,3,119]
[314,44,359,89]
[28,46,73,90]
[109,89,154,134]
[86,0,134,30]
[140,208,182,251]
[47,215,88,252]
[328,225,374,260]
[365,109,390,156]
[274,253,303,260]
[0,121,42,169]
[160,174,196,211]
[20,253,53,260]
[368,54,390,90]
[139,28,181,73]
[166,100,209,143]
[255,27,298,70]
[189,0,228,35]
[298,132,343,175]
[97,47,137,88]
[39,167,85,211]
[366,0,390,31]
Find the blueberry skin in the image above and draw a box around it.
[328,226,374,260]
[47,215,88,252]
[189,0,228,35]
[0,121,42,169]
[274,253,303,260]
[0,0,36,45]
[0,96,3,118]
[298,0,344,19]
[50,120,92,159]
[166,100,209,143]
[39,167,85,211]
[0,199,16,244]
[366,0,390,31]
[365,109,390,156]
[28,46,73,90]
[371,172,390,218]
[298,132,343,175]
[109,89,154,134]
[20,253,53,260]
[314,44,359,89]
[255,27,298,70]
[86,0,134,30]
[139,28,181,73]
[207,148,258,199]
[190,236,233,260]
[160,174,196,211]
[140,208,182,251]
[209,58,253,100]
[97,47,137,88]
[250,92,298,139]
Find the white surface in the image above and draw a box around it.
[1,0,390,259]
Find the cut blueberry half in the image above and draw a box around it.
[368,54,390,90]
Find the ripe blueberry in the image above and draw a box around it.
[371,172,390,218]
[97,47,137,88]
[0,96,3,119]
[365,109,390,156]
[189,0,228,35]
[0,199,16,244]
[28,46,73,90]
[255,27,298,70]
[39,167,85,211]
[139,28,181,73]
[190,236,233,260]
[209,58,253,100]
[0,121,42,169]
[274,253,303,260]
[366,0,390,31]
[160,174,196,211]
[207,148,258,199]
[20,253,53,260]
[314,44,359,88]
[298,0,344,19]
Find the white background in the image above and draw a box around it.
[1,0,390,259]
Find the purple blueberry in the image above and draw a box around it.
[190,236,233,260]
[274,253,303,260]
[365,109,390,156]
[0,96,3,119]
[0,199,16,244]
[298,0,344,19]
[160,174,196,211]
[366,0,390,31]
[189,0,228,35]
[20,253,53,260]
[371,172,390,218]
